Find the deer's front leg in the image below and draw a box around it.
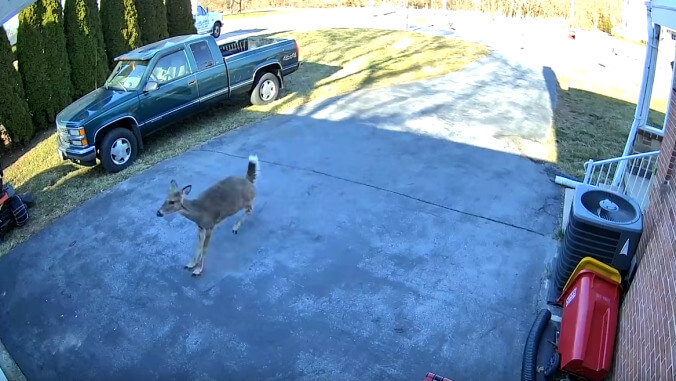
[192,228,212,276]
[185,227,205,270]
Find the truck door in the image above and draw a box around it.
[138,49,199,133]
[188,40,229,108]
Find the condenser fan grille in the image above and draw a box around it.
[580,190,639,224]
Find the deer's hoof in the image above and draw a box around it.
[232,228,238,235]
[185,262,197,270]
[191,268,203,276]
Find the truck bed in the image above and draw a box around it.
[215,34,300,98]
[218,36,279,58]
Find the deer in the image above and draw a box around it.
[156,155,259,276]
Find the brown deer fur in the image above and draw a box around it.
[156,155,259,276]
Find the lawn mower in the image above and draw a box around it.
[0,163,34,240]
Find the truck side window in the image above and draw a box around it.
[150,50,191,85]
[190,41,215,71]
[197,6,206,16]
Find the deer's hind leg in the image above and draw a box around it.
[232,202,254,235]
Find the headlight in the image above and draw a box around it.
[67,127,88,146]
[67,128,85,137]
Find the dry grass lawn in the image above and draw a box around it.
[0,28,488,257]
[552,71,667,180]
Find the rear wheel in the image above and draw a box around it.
[99,128,138,173]
[212,22,221,38]
[250,72,280,106]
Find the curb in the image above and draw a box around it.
[0,339,25,381]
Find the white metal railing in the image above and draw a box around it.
[583,150,660,212]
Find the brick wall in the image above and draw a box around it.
[610,90,676,380]
[633,129,663,155]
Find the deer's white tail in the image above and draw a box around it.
[246,155,259,184]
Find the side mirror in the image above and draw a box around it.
[143,81,158,93]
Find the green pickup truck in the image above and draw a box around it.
[55,33,301,173]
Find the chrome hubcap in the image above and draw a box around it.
[260,80,276,101]
[110,138,131,165]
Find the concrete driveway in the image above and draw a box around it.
[0,40,560,381]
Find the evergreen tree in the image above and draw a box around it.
[41,0,73,123]
[135,0,169,44]
[100,0,141,69]
[17,3,51,129]
[166,0,197,36]
[64,0,110,98]
[0,27,34,144]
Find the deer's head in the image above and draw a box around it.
[156,180,191,217]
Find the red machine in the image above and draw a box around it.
[556,260,622,381]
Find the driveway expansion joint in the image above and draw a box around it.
[198,148,548,237]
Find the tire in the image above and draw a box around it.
[99,128,138,173]
[250,72,280,106]
[212,22,221,38]
[8,195,28,227]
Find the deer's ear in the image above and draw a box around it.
[182,185,192,196]
[170,179,178,190]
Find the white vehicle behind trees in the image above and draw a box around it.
[192,2,224,38]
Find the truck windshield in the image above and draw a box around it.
[105,60,149,91]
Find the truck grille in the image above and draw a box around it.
[56,124,71,146]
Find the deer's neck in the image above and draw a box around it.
[178,199,204,225]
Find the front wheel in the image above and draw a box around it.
[250,72,280,106]
[99,128,138,173]
[212,22,221,38]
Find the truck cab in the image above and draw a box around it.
[193,3,223,38]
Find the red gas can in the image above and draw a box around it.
[556,269,621,380]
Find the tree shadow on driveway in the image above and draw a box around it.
[0,100,562,381]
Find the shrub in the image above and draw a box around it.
[41,0,74,124]
[167,0,198,36]
[65,0,110,99]
[17,2,51,130]
[0,27,34,144]
[100,0,142,68]
[135,0,169,44]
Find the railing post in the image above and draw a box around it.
[583,159,594,183]
[614,3,661,187]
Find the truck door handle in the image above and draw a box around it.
[188,80,196,86]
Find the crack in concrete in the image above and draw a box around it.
[197,148,547,237]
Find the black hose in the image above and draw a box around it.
[521,308,551,381]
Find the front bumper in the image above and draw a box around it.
[57,145,97,166]
[56,123,97,166]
